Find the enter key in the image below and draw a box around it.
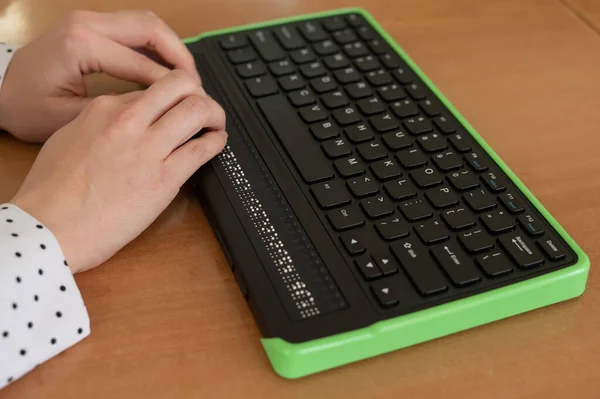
[431,243,481,287]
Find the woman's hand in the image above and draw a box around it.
[11,70,227,273]
[0,10,201,143]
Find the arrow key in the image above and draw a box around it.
[340,233,365,255]
[355,255,382,280]
[374,252,399,275]
[371,281,399,308]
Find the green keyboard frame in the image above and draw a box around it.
[184,8,590,379]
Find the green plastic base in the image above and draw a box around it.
[185,8,590,379]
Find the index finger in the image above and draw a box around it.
[69,10,201,84]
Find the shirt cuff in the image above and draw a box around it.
[0,43,18,95]
[0,203,90,389]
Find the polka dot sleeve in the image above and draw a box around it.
[0,43,18,93]
[0,204,90,389]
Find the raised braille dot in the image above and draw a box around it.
[51,338,56,345]
[40,244,46,250]
[56,311,62,318]
[15,252,21,258]
[60,285,66,292]
[78,328,83,334]
[38,269,43,275]
[20,349,26,356]
[36,224,43,229]
[27,322,33,329]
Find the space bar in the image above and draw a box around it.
[257,95,334,183]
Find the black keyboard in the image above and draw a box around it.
[208,12,576,313]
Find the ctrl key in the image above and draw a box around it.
[370,281,399,308]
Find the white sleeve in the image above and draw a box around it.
[0,204,90,389]
[0,43,18,93]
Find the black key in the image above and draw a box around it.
[377,84,406,102]
[391,237,448,296]
[404,116,433,135]
[345,123,373,143]
[382,130,413,150]
[433,116,457,134]
[356,25,376,41]
[311,180,351,209]
[392,67,415,84]
[432,150,463,171]
[417,132,447,152]
[375,216,410,241]
[390,99,420,118]
[431,243,481,286]
[459,228,495,253]
[357,97,386,115]
[237,61,266,78]
[322,90,349,109]
[449,132,472,152]
[313,39,338,56]
[346,13,364,27]
[245,76,278,97]
[333,106,361,126]
[335,157,365,177]
[298,104,327,123]
[415,219,449,244]
[380,52,401,69]
[327,206,365,231]
[249,31,285,61]
[323,16,347,32]
[441,207,476,231]
[274,26,305,50]
[290,48,316,64]
[366,70,393,87]
[371,281,399,307]
[300,61,326,78]
[361,195,395,219]
[411,167,443,188]
[448,170,480,191]
[340,232,365,255]
[355,55,381,72]
[406,83,428,100]
[538,237,566,261]
[346,82,373,99]
[370,253,397,277]
[480,209,515,234]
[357,140,387,161]
[371,159,402,180]
[419,99,442,117]
[324,53,350,69]
[465,151,488,172]
[385,178,417,200]
[481,172,506,193]
[369,39,387,55]
[396,148,427,169]
[518,214,545,236]
[269,59,295,76]
[476,251,513,277]
[333,29,357,44]
[279,74,305,91]
[334,67,361,84]
[298,21,328,42]
[257,95,333,183]
[310,75,337,93]
[499,192,525,214]
[288,88,316,107]
[322,137,352,159]
[347,175,379,197]
[228,47,257,64]
[499,232,544,268]
[310,121,339,140]
[399,198,434,221]
[356,255,382,280]
[370,113,398,132]
[464,188,496,212]
[343,42,369,58]
[219,34,247,50]
[425,185,459,208]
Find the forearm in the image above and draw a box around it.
[0,203,90,389]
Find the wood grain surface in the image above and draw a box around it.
[1,0,600,398]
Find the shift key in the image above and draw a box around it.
[391,237,448,296]
[258,95,334,183]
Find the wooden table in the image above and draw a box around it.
[2,0,600,397]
